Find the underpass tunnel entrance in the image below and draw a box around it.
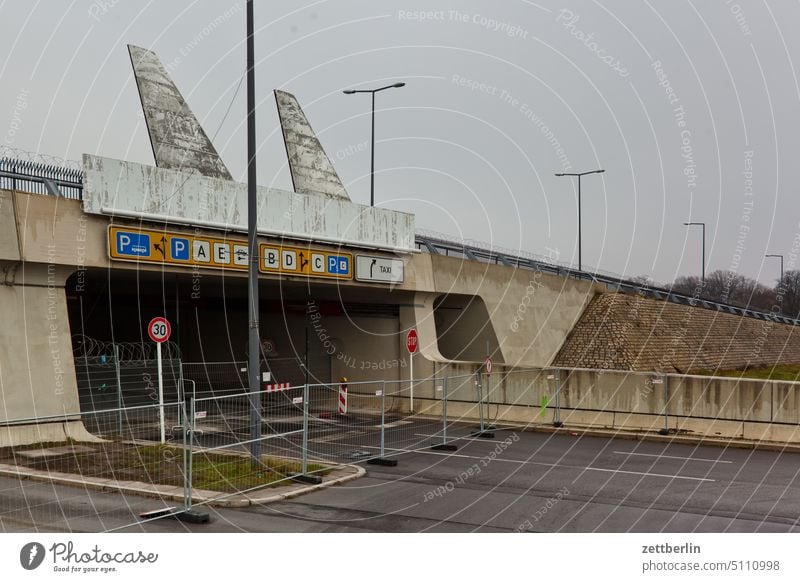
[433,293,503,363]
[66,267,410,403]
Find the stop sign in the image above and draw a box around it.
[406,329,418,354]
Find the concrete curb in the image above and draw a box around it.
[496,422,800,454]
[0,463,366,508]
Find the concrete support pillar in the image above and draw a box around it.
[0,261,93,445]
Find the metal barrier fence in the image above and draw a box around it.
[414,365,800,446]
[76,354,183,411]
[305,380,395,465]
[181,357,307,400]
[0,403,185,533]
[185,389,306,509]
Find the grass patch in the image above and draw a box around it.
[692,365,800,382]
[0,442,329,493]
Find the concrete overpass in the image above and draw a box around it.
[3,43,800,445]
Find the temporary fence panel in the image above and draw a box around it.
[0,403,187,533]
[75,355,182,411]
[305,380,391,464]
[185,388,307,508]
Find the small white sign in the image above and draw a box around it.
[262,372,271,382]
[375,390,383,396]
[292,396,303,404]
[355,255,404,283]
[652,378,664,384]
[194,410,207,419]
[547,375,555,380]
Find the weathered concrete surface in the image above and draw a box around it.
[0,263,80,428]
[555,292,800,372]
[0,191,20,261]
[128,45,233,180]
[275,90,350,201]
[390,366,800,444]
[423,254,601,367]
[82,155,416,252]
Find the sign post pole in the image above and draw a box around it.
[147,317,172,445]
[406,329,418,413]
[410,349,414,413]
[157,341,165,444]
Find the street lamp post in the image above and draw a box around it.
[766,253,785,285]
[246,0,261,461]
[343,82,405,207]
[554,169,605,272]
[683,222,706,284]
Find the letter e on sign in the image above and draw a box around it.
[148,317,172,343]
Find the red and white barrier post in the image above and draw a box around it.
[338,377,348,415]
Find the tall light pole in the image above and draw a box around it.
[766,253,784,285]
[343,82,405,207]
[246,0,261,461]
[554,169,605,272]
[683,222,706,284]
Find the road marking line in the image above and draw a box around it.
[366,445,714,482]
[414,432,504,443]
[614,451,733,464]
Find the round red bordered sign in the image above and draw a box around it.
[147,317,172,343]
[484,355,493,374]
[406,329,418,354]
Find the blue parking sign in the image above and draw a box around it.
[116,232,150,257]
[327,255,349,275]
[171,237,190,261]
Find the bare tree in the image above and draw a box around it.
[777,270,800,318]
[669,269,775,310]
[670,275,703,297]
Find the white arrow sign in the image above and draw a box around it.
[355,255,404,283]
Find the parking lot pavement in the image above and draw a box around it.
[4,419,800,532]
[258,422,800,533]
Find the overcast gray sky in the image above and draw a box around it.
[2,1,799,286]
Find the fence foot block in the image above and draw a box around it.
[139,507,209,524]
[658,428,670,435]
[175,510,210,524]
[292,474,323,485]
[470,430,495,439]
[367,458,398,467]
[430,444,458,451]
[553,421,564,428]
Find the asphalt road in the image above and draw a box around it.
[3,423,800,533]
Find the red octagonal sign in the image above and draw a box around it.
[406,328,418,354]
[147,317,172,344]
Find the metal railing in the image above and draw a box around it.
[0,155,83,199]
[415,231,800,326]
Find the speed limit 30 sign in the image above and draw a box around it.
[147,317,172,343]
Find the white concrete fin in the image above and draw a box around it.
[128,44,233,181]
[82,154,415,253]
[274,90,350,201]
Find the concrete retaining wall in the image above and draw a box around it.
[375,364,800,444]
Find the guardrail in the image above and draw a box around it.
[414,232,800,327]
